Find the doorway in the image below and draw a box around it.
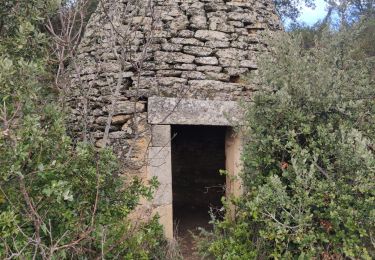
[171,125,227,256]
[147,97,243,244]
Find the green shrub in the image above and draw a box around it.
[0,1,166,258]
[201,24,375,259]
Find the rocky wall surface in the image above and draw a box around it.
[67,0,281,172]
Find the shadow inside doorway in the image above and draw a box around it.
[171,125,226,259]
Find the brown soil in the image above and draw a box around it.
[174,206,212,260]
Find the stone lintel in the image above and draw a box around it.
[148,97,244,126]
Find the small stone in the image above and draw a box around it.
[190,15,207,29]
[140,70,155,76]
[100,62,122,73]
[121,123,133,135]
[157,70,183,77]
[174,64,197,70]
[95,116,107,125]
[112,115,132,125]
[205,41,230,48]
[185,2,205,16]
[208,16,226,31]
[109,131,129,139]
[209,17,235,33]
[183,46,213,56]
[224,67,249,76]
[196,66,223,72]
[132,77,158,89]
[170,15,189,31]
[92,109,104,116]
[158,77,187,86]
[122,71,135,78]
[95,139,107,148]
[155,51,195,64]
[181,71,206,80]
[205,72,230,81]
[228,12,255,23]
[147,44,161,52]
[204,3,228,12]
[218,57,240,67]
[106,101,145,115]
[81,66,96,75]
[228,21,244,27]
[195,30,229,42]
[161,43,183,52]
[92,131,104,139]
[177,30,195,37]
[170,38,204,46]
[230,41,248,49]
[195,57,219,65]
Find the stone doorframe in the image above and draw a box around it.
[147,97,243,239]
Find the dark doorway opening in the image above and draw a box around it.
[171,125,226,256]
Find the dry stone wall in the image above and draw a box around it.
[67,0,281,173]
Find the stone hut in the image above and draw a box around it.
[68,0,281,239]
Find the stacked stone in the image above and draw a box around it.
[148,0,281,100]
[67,0,280,169]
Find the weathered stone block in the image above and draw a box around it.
[191,15,207,29]
[183,46,213,56]
[112,115,132,125]
[170,37,204,46]
[121,122,133,135]
[152,125,171,147]
[157,77,187,86]
[148,146,172,188]
[148,97,245,126]
[228,12,255,23]
[205,40,230,48]
[196,65,223,72]
[109,131,129,139]
[161,43,183,52]
[181,71,206,80]
[157,70,183,77]
[170,14,189,31]
[228,21,244,27]
[95,139,107,148]
[195,30,229,41]
[155,51,195,64]
[174,63,197,71]
[209,17,235,33]
[205,72,230,81]
[132,76,159,89]
[177,30,195,37]
[195,57,219,65]
[219,57,240,67]
[95,116,108,125]
[204,3,229,12]
[224,67,249,76]
[153,204,173,239]
[105,101,145,115]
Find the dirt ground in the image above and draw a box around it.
[174,206,213,260]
